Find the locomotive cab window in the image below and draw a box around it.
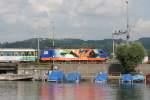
[44,51,48,54]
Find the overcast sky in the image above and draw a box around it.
[0,0,150,42]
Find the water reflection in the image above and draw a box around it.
[40,83,107,100]
[17,81,40,100]
[0,81,150,100]
[116,83,145,100]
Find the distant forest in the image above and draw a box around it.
[0,38,150,57]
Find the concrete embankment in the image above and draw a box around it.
[0,63,150,80]
[17,63,111,80]
[17,63,150,80]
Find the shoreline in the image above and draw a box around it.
[0,62,150,82]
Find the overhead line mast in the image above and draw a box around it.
[112,0,130,59]
[113,0,130,41]
[51,21,55,69]
[126,0,130,42]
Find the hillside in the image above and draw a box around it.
[0,38,150,57]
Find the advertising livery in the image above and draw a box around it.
[40,49,108,61]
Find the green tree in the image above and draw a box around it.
[116,42,146,73]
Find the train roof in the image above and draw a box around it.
[0,48,37,52]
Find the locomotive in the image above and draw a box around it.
[40,49,108,62]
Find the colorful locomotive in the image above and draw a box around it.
[40,49,108,62]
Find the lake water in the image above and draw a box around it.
[0,81,150,100]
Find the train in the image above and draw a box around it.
[0,48,108,62]
[0,48,37,62]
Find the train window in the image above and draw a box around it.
[31,52,34,56]
[25,52,29,56]
[0,52,3,56]
[28,52,31,56]
[20,52,25,56]
[28,52,32,56]
[35,51,38,56]
[10,52,14,56]
[18,52,22,56]
[8,51,14,56]
[5,51,9,56]
[3,52,7,56]
[14,52,18,56]
[6,52,9,56]
[14,52,19,56]
[44,51,48,54]
[25,52,27,56]
[27,52,30,56]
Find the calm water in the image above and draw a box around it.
[0,81,150,100]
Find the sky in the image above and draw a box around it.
[0,0,150,42]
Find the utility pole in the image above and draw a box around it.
[52,25,55,48]
[112,30,126,59]
[37,33,40,63]
[126,0,130,42]
[112,33,115,60]
[112,0,130,59]
[51,22,55,69]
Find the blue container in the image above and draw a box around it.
[66,72,81,83]
[132,74,145,81]
[48,70,65,82]
[95,72,108,82]
[121,74,132,82]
